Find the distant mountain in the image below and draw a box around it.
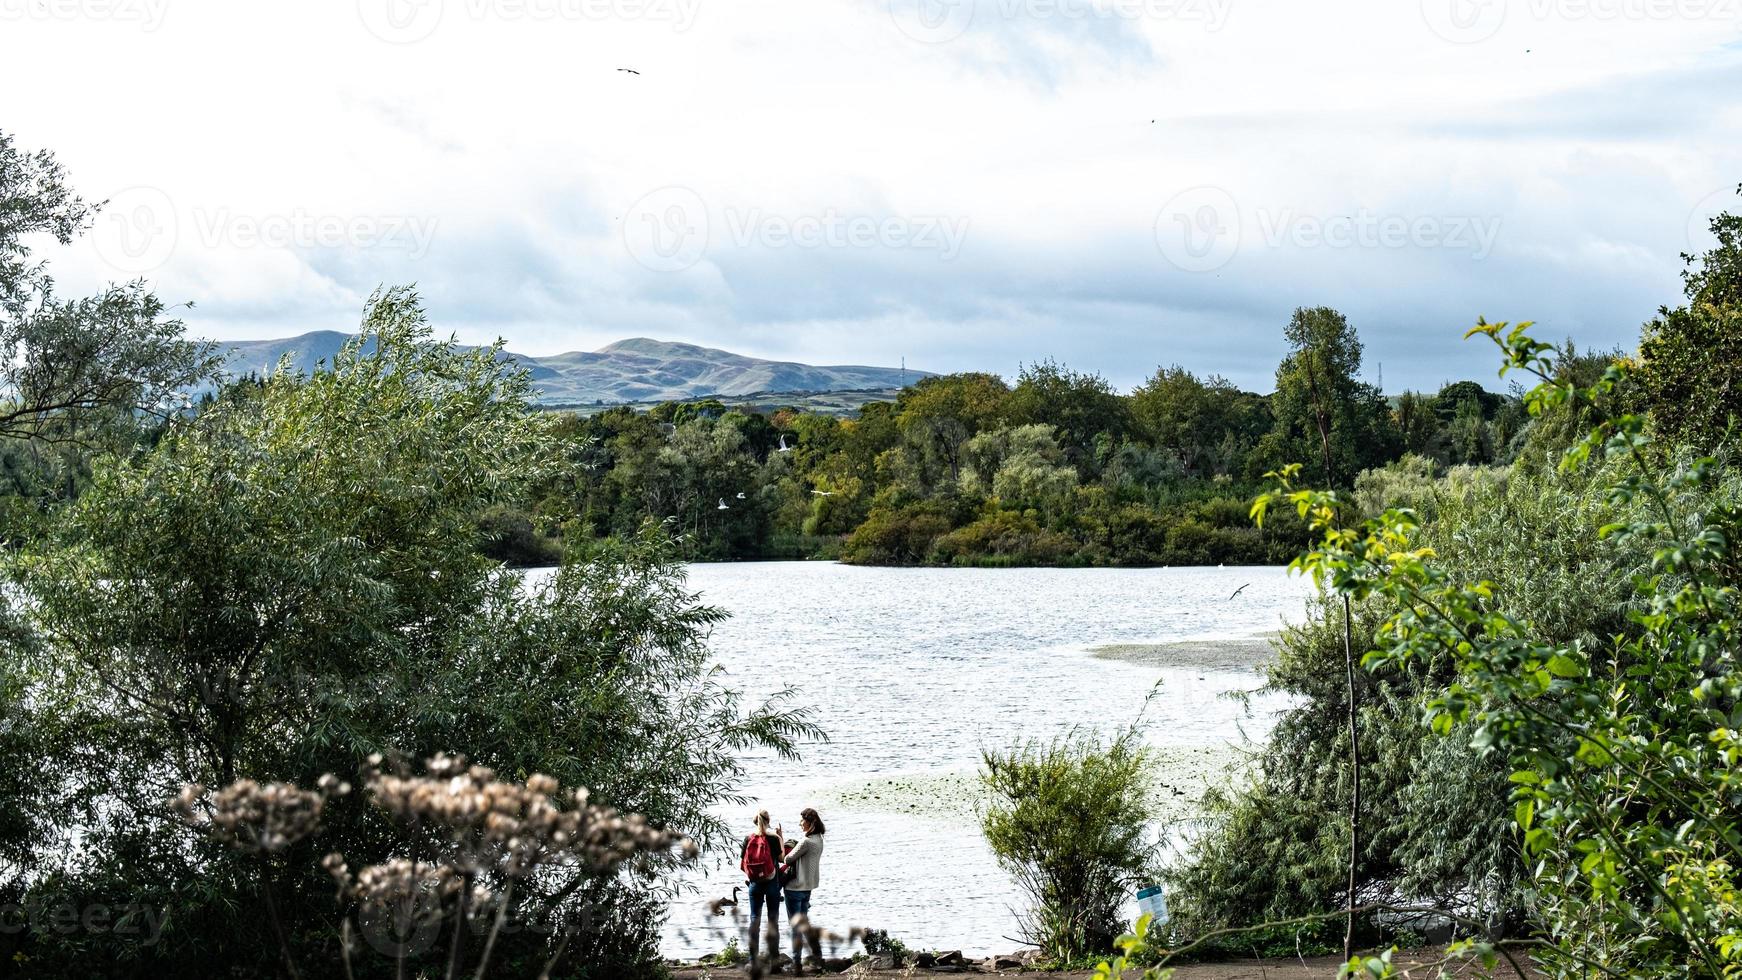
[214,332,932,405]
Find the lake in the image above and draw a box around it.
[530,562,1313,959]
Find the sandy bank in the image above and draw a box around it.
[1090,634,1280,673]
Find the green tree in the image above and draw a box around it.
[1638,187,1742,449]
[1130,367,1263,478]
[0,130,220,451]
[1258,306,1398,487]
[895,372,1010,489]
[1008,359,1132,470]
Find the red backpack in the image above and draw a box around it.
[742,832,778,881]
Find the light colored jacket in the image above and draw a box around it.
[784,833,824,891]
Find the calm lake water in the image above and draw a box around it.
[531,562,1313,958]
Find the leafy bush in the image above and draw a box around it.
[980,727,1159,961]
[1169,415,1629,938]
[476,503,564,566]
[930,509,1078,565]
[1253,316,1742,976]
[839,500,957,564]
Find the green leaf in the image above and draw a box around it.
[1546,655,1583,678]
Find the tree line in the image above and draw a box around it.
[503,309,1546,569]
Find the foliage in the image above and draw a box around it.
[533,307,1514,568]
[1638,183,1742,450]
[1256,306,1399,488]
[1257,317,1742,976]
[1171,421,1634,939]
[0,130,221,451]
[980,726,1160,961]
[4,293,819,977]
[173,757,696,980]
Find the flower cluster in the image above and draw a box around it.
[320,752,695,928]
[171,775,348,853]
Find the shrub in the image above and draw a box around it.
[839,501,955,564]
[980,727,1160,961]
[929,509,1077,565]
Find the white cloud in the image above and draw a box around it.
[2,0,1738,391]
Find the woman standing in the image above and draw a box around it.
[781,808,826,975]
[739,809,783,970]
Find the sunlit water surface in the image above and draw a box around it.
[526,562,1312,959]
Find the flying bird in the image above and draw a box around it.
[777,434,794,453]
[717,499,730,510]
[618,68,640,74]
[811,490,834,496]
[1229,583,1250,601]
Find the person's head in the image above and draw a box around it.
[753,809,772,833]
[799,807,825,835]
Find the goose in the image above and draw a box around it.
[707,886,741,916]
[777,434,794,453]
[717,499,730,510]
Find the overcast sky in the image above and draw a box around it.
[3,0,1739,392]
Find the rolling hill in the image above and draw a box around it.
[215,333,932,405]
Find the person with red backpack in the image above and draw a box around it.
[739,809,783,971]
